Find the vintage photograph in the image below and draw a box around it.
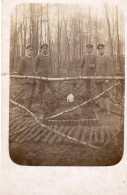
[9,2,124,166]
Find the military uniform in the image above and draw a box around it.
[95,51,113,114]
[18,55,36,110]
[34,53,54,107]
[80,53,97,98]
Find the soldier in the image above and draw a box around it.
[80,44,97,99]
[34,43,55,109]
[18,45,36,113]
[95,44,113,116]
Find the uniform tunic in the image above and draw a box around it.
[95,54,114,109]
[18,56,35,84]
[34,54,54,106]
[95,54,113,77]
[18,56,36,109]
[80,53,97,98]
[80,53,97,76]
[34,54,51,77]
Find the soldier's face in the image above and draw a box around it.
[98,47,104,55]
[27,48,34,56]
[87,48,92,53]
[41,46,48,55]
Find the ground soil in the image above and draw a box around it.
[9,129,123,166]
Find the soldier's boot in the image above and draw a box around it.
[29,98,37,113]
[94,101,100,107]
[95,97,105,111]
[30,107,37,113]
[50,89,56,100]
[24,107,31,117]
[39,92,45,114]
[24,99,36,116]
[22,100,30,117]
[105,97,110,116]
[24,107,36,116]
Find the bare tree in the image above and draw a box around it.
[57,4,60,75]
[104,4,114,64]
[10,3,124,75]
[116,5,121,68]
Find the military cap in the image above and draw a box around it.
[41,43,49,49]
[86,44,93,48]
[97,44,105,49]
[26,45,34,49]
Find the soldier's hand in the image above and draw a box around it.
[92,64,95,69]
[105,80,109,84]
[89,64,95,69]
[48,73,52,78]
[10,72,19,75]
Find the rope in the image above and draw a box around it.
[45,82,121,120]
[10,99,99,149]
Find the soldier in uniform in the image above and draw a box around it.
[95,44,113,116]
[80,44,97,99]
[18,45,36,113]
[34,43,55,109]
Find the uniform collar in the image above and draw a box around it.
[25,55,33,59]
[86,53,93,55]
[98,54,105,59]
[41,53,49,57]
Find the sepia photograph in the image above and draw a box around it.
[9,2,125,166]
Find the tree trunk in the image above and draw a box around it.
[104,4,114,64]
[116,5,121,70]
[40,4,43,53]
[31,4,38,57]
[89,5,91,43]
[95,9,98,47]
[47,4,52,68]
[57,4,60,76]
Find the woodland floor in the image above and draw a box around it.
[9,79,124,166]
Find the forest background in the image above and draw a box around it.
[10,2,125,76]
